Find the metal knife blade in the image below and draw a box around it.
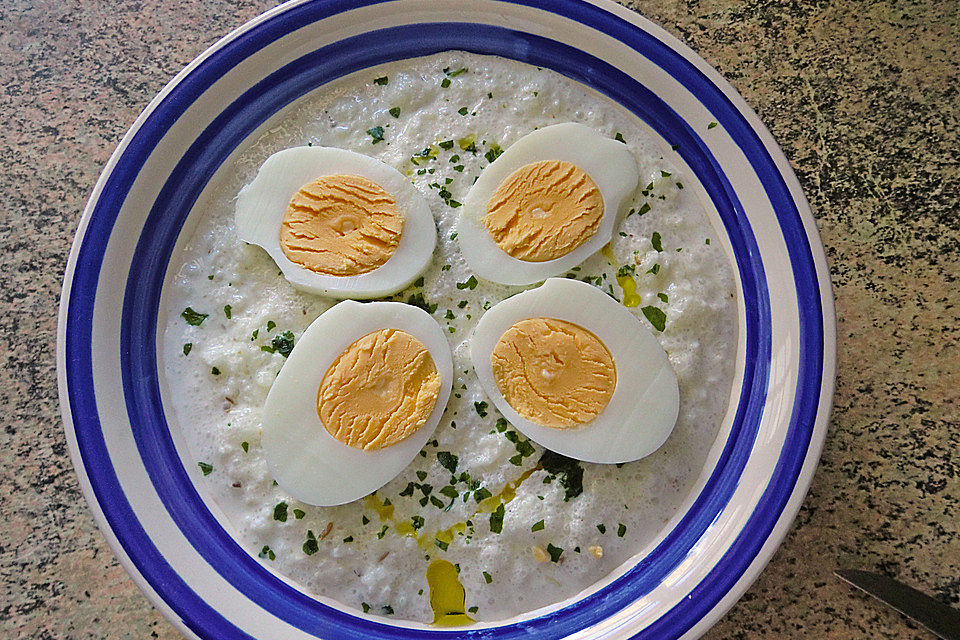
[836,569,960,640]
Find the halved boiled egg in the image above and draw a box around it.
[470,278,679,464]
[236,146,436,298]
[456,123,639,285]
[262,301,452,505]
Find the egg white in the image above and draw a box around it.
[470,278,679,464]
[262,301,453,506]
[456,123,639,285]
[235,146,436,299]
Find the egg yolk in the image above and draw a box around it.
[279,174,403,276]
[483,160,603,262]
[318,329,440,449]
[491,318,616,428]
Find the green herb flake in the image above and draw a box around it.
[617,264,636,278]
[474,400,488,418]
[293,508,306,520]
[705,238,711,245]
[638,203,651,216]
[361,602,371,613]
[489,503,505,534]
[383,605,395,615]
[468,606,479,614]
[437,451,459,473]
[457,300,468,309]
[658,293,669,303]
[641,305,667,332]
[182,343,193,356]
[411,515,425,530]
[457,276,479,291]
[430,496,445,509]
[258,545,276,560]
[273,502,289,522]
[223,304,232,319]
[458,106,469,116]
[676,181,684,189]
[377,525,389,539]
[302,530,319,555]
[445,310,455,320]
[388,107,401,118]
[373,76,388,85]
[483,571,493,583]
[260,345,275,354]
[546,543,563,562]
[267,320,276,332]
[531,520,545,532]
[434,538,449,551]
[597,523,606,534]
[707,121,718,129]
[414,276,425,287]
[440,78,451,88]
[474,487,493,502]
[197,462,213,476]
[538,450,584,501]
[651,232,663,252]
[366,126,385,144]
[240,441,249,452]
[614,132,626,143]
[440,486,459,499]
[272,331,295,357]
[211,367,221,376]
[342,536,354,543]
[660,170,672,177]
[438,139,455,150]
[406,293,438,315]
[445,67,467,77]
[647,264,661,275]
[181,307,208,326]
[617,523,627,537]
[362,515,370,525]
[483,143,503,163]
[453,164,464,172]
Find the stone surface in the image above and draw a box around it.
[0,0,956,638]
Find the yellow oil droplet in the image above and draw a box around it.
[364,494,395,521]
[478,467,537,512]
[426,559,475,626]
[395,521,417,537]
[601,243,641,307]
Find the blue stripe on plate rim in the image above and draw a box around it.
[59,1,825,640]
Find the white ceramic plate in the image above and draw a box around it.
[57,1,836,638]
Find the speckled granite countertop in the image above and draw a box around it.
[1,0,957,638]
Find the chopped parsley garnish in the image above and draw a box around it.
[646,264,661,275]
[414,276,425,287]
[439,486,459,499]
[293,509,305,520]
[457,276,479,290]
[531,520,545,532]
[302,530,319,555]
[660,170,672,177]
[272,331,295,357]
[197,462,213,476]
[251,329,258,340]
[241,441,249,452]
[430,496,445,509]
[483,571,493,584]
[416,471,428,481]
[266,320,276,332]
[468,606,479,614]
[707,121,718,129]
[273,502,288,522]
[223,304,232,319]
[453,164,464,172]
[411,515,424,530]
[362,515,370,525]
[597,523,606,534]
[383,605,394,615]
[483,143,503,163]
[366,126,385,144]
[388,107,401,118]
[617,264,636,278]
[489,503,505,534]
[638,203,651,216]
[705,238,711,245]
[546,543,563,562]
[406,293,438,315]
[641,305,667,332]
[258,545,276,560]
[444,67,467,77]
[361,602,371,613]
[373,76,388,85]
[651,232,663,252]
[495,418,508,432]
[474,400,488,417]
[440,78,451,88]
[438,139,455,150]
[437,451,459,473]
[182,343,192,355]
[458,106,469,116]
[658,293,669,303]
[342,536,354,543]
[538,450,584,501]
[435,538,449,551]
[181,307,208,325]
[457,134,477,153]
[614,132,626,143]
[474,487,492,502]
[676,181,684,189]
[457,300,468,308]
[211,367,221,376]
[445,310,455,320]
[377,525,389,539]
[617,523,627,537]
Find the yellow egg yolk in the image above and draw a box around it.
[279,174,403,276]
[318,329,439,450]
[491,318,616,429]
[483,160,603,262]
